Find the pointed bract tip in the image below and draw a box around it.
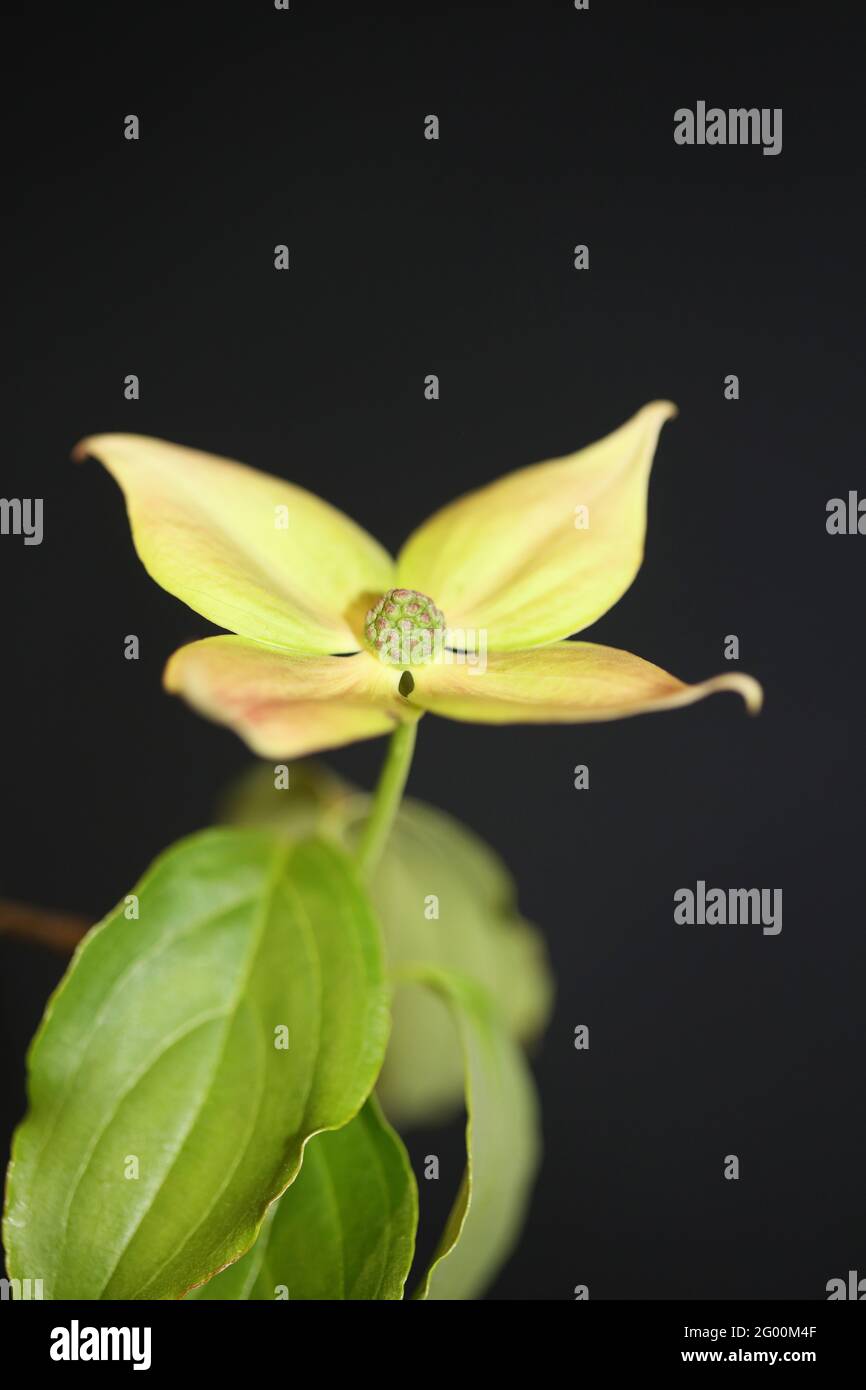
[645,399,679,424]
[705,672,764,716]
[741,675,764,716]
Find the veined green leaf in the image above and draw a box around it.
[3,830,389,1299]
[410,967,540,1301]
[190,1095,417,1300]
[219,762,553,1128]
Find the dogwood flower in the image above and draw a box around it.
[75,403,761,758]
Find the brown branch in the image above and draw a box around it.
[0,899,90,954]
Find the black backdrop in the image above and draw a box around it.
[1,1,863,1301]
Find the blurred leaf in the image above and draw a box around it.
[371,799,552,1127]
[4,830,389,1299]
[219,759,351,835]
[189,1095,417,1300]
[219,762,553,1128]
[410,967,540,1300]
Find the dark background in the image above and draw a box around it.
[1,1,863,1300]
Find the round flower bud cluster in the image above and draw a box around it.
[365,588,446,665]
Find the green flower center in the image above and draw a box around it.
[364,588,446,666]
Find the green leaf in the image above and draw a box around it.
[3,829,389,1300]
[219,759,351,835]
[218,761,553,1129]
[189,1095,417,1300]
[370,799,552,1128]
[410,967,540,1301]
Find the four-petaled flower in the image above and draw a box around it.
[75,402,761,757]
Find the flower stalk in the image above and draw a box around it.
[355,721,418,878]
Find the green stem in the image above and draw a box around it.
[355,721,418,878]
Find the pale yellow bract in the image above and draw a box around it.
[74,403,762,757]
